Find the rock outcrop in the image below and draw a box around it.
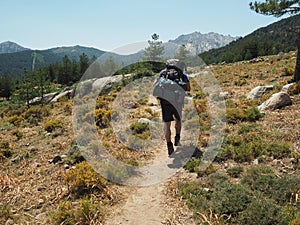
[258,92,292,111]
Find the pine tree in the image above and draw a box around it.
[0,74,13,100]
[250,0,300,81]
[143,33,164,62]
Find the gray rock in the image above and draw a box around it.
[138,118,153,124]
[92,74,132,90]
[281,83,295,93]
[29,92,58,105]
[253,159,259,165]
[35,212,48,221]
[247,85,273,99]
[219,91,229,99]
[258,92,292,111]
[50,89,74,103]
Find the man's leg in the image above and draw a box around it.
[164,121,172,142]
[164,121,174,155]
[174,119,182,146]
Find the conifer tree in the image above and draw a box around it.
[143,33,164,62]
[250,0,300,81]
[0,74,13,100]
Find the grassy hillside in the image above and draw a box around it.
[0,52,299,224]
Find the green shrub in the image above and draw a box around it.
[241,165,276,193]
[94,108,112,128]
[7,115,23,126]
[238,198,288,225]
[197,163,217,177]
[129,122,150,139]
[217,133,291,162]
[64,161,106,196]
[226,106,263,124]
[234,77,247,86]
[265,142,291,158]
[184,158,202,173]
[177,182,210,212]
[12,130,23,140]
[237,123,258,134]
[266,174,300,205]
[0,204,12,224]
[23,106,50,125]
[0,141,12,159]
[207,172,229,187]
[65,141,85,165]
[44,119,63,132]
[52,197,104,225]
[284,67,295,76]
[211,182,251,216]
[226,166,244,178]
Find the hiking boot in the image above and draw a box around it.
[167,142,174,156]
[174,135,181,146]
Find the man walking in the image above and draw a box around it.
[154,59,190,155]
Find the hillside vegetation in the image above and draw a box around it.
[200,14,300,64]
[0,46,105,77]
[0,51,299,224]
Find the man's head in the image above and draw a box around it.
[166,58,186,72]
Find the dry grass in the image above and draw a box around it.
[0,51,299,224]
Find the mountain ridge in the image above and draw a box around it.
[0,32,238,77]
[168,31,238,54]
[0,41,29,54]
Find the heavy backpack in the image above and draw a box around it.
[153,67,186,105]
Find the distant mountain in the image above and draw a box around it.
[199,14,300,64]
[0,41,29,54]
[0,44,105,76]
[168,32,238,55]
[0,32,235,77]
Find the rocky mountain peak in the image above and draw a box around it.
[168,32,239,55]
[0,41,29,54]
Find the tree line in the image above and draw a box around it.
[0,53,94,102]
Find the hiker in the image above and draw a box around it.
[153,59,191,155]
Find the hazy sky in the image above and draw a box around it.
[1,0,285,51]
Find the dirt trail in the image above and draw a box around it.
[105,143,170,225]
[106,184,167,225]
[105,147,196,225]
[105,96,196,225]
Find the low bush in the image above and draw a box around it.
[226,106,263,124]
[211,182,251,216]
[284,67,295,76]
[0,141,12,159]
[22,106,50,125]
[216,133,291,162]
[129,122,150,139]
[52,196,105,225]
[238,198,288,225]
[44,119,63,132]
[94,108,112,128]
[64,161,106,196]
[11,130,23,140]
[7,115,23,126]
[226,166,244,178]
[178,165,300,224]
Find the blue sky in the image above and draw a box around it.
[1,0,285,51]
